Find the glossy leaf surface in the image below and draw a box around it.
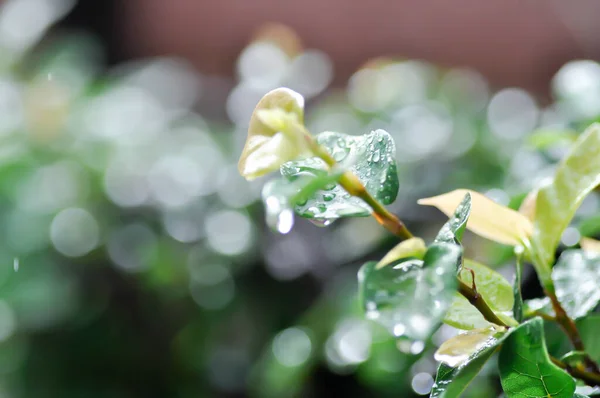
[281,129,398,219]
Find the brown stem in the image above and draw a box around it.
[551,356,600,387]
[546,288,600,373]
[458,279,509,328]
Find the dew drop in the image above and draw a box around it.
[372,150,381,162]
[322,192,336,201]
[309,218,335,227]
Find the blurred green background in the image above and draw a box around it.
[0,1,597,397]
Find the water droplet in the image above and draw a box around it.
[372,150,381,162]
[13,258,18,272]
[323,182,336,191]
[265,196,295,234]
[322,192,336,201]
[309,218,335,227]
[296,197,308,206]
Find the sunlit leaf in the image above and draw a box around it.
[498,317,575,398]
[281,129,398,220]
[376,237,426,269]
[359,243,460,343]
[531,123,600,274]
[552,250,600,319]
[238,87,312,180]
[443,259,515,330]
[418,189,533,246]
[434,192,470,246]
[518,189,537,221]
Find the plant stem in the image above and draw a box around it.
[306,134,413,241]
[551,356,600,387]
[458,279,509,328]
[546,287,600,373]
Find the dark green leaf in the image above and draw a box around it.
[576,315,600,362]
[552,250,600,319]
[560,351,586,368]
[434,193,471,245]
[513,252,524,323]
[281,129,398,219]
[359,243,460,343]
[531,123,600,280]
[499,317,575,398]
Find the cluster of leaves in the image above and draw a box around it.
[241,87,600,397]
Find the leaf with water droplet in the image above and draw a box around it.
[431,319,533,398]
[530,123,600,283]
[499,317,575,398]
[434,192,471,246]
[281,129,399,220]
[261,172,342,234]
[359,242,460,343]
[551,250,600,319]
[443,259,515,330]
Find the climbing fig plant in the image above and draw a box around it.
[239,87,600,397]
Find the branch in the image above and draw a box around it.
[458,279,509,328]
[551,356,600,387]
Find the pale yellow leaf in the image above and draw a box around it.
[238,87,311,180]
[376,237,426,269]
[434,327,505,367]
[581,237,600,254]
[418,189,533,246]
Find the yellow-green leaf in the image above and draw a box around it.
[238,87,312,180]
[532,123,600,274]
[418,189,533,246]
[376,237,426,269]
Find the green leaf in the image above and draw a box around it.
[560,351,587,368]
[431,322,524,398]
[526,129,578,150]
[531,123,600,281]
[576,315,600,362]
[435,327,505,368]
[434,192,471,245]
[281,129,398,219]
[498,317,575,398]
[359,243,460,343]
[513,252,524,322]
[261,173,342,233]
[443,259,515,330]
[552,250,600,319]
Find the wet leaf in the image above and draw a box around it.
[359,243,460,343]
[531,123,600,275]
[238,87,312,180]
[552,250,600,319]
[431,321,528,398]
[434,327,505,368]
[499,317,575,398]
[281,129,398,220]
[443,259,515,330]
[434,192,471,245]
[418,189,533,246]
[376,237,426,269]
[261,173,341,234]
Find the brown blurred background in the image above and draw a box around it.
[109,0,600,95]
